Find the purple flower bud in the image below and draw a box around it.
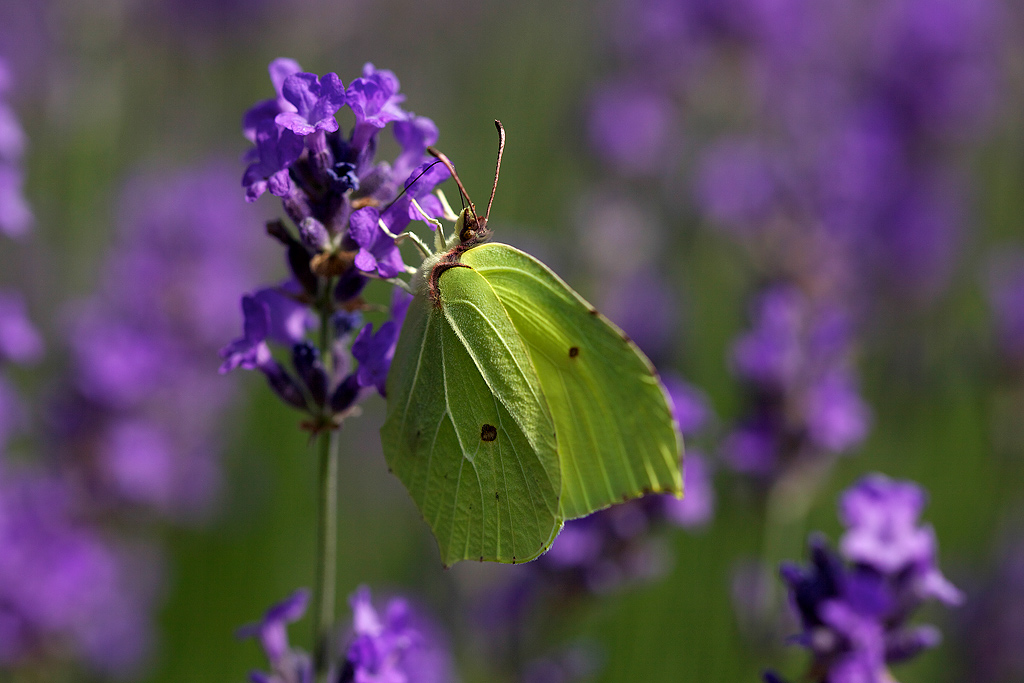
[329,373,361,414]
[275,72,346,137]
[662,452,715,529]
[238,589,309,664]
[298,217,331,251]
[348,206,405,279]
[335,269,368,304]
[292,342,328,407]
[259,357,310,412]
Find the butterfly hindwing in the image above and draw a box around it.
[462,243,683,520]
[381,265,562,566]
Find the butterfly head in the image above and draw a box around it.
[456,207,491,246]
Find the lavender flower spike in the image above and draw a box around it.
[343,586,454,683]
[768,474,961,683]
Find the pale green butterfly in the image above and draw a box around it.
[381,122,683,567]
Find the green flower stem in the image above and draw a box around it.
[313,428,340,682]
[313,276,338,682]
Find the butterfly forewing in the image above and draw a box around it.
[381,266,562,566]
[462,243,683,520]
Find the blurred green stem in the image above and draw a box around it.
[313,428,340,682]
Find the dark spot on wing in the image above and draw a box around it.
[568,346,579,358]
[588,307,598,315]
[622,333,633,343]
[481,424,497,441]
[495,492,500,500]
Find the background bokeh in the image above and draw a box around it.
[2,0,1023,681]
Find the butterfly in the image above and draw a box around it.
[381,121,683,567]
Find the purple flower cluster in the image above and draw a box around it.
[223,59,444,428]
[0,58,32,237]
[0,292,155,675]
[0,467,155,674]
[766,474,961,683]
[723,286,870,478]
[56,163,270,517]
[592,0,1002,302]
[240,587,454,683]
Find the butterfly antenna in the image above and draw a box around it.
[380,159,445,214]
[427,146,476,220]
[483,120,505,225]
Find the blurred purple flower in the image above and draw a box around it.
[588,83,676,174]
[732,286,803,389]
[662,452,715,529]
[63,162,269,516]
[840,474,961,605]
[664,375,712,436]
[0,291,43,364]
[721,418,778,476]
[0,58,31,237]
[805,370,871,453]
[767,474,960,682]
[239,589,313,683]
[344,586,455,683]
[0,466,154,674]
[275,72,346,137]
[694,139,781,232]
[871,0,1002,135]
[0,164,31,237]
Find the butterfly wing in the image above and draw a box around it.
[462,243,683,520]
[382,266,562,566]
